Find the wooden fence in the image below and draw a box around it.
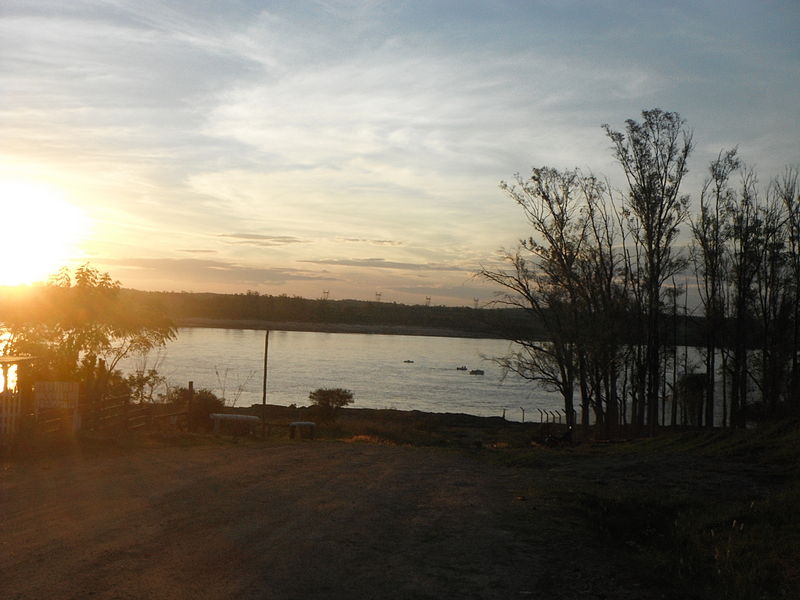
[0,391,22,444]
[1,384,190,445]
[80,394,187,433]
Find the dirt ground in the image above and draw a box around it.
[0,439,663,600]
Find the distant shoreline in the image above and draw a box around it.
[175,317,498,339]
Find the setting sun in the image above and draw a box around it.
[0,180,88,286]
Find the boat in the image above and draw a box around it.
[469,369,485,375]
[403,360,414,363]
[456,366,467,371]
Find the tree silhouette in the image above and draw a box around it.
[605,109,693,431]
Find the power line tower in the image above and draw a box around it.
[322,290,329,300]
[425,296,431,306]
[473,297,479,309]
[375,292,382,302]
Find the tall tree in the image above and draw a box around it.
[479,167,592,429]
[753,182,794,414]
[604,109,693,431]
[773,168,800,409]
[691,148,739,427]
[565,181,630,435]
[725,168,761,427]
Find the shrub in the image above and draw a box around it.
[164,386,225,432]
[308,388,354,421]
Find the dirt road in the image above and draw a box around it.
[1,441,657,599]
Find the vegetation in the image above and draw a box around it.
[0,264,175,412]
[114,289,535,338]
[308,387,354,421]
[163,386,225,432]
[481,108,800,432]
[606,109,693,432]
[501,420,800,600]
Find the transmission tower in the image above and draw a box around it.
[322,290,329,300]
[375,292,382,302]
[473,297,479,309]
[425,296,431,306]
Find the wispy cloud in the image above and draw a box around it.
[339,238,404,247]
[301,258,469,272]
[99,257,333,285]
[219,233,306,246]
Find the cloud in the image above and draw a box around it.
[301,258,469,272]
[219,233,305,247]
[339,238,404,246]
[99,257,333,284]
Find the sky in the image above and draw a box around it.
[1,0,798,306]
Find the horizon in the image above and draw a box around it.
[1,1,798,306]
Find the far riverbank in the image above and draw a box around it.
[175,317,501,339]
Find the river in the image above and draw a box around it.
[120,328,561,421]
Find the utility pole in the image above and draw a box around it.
[261,330,269,438]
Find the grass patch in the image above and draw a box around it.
[512,420,800,600]
[573,485,799,599]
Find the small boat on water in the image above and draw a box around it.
[456,366,467,371]
[403,360,414,363]
[469,369,485,375]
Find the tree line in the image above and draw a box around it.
[121,289,526,337]
[480,109,799,434]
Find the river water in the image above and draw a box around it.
[121,328,560,421]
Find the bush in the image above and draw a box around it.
[308,388,354,421]
[164,386,224,432]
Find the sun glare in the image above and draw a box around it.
[0,180,88,286]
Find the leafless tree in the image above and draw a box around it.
[724,167,761,427]
[479,167,593,429]
[691,148,739,427]
[773,168,800,408]
[605,109,693,431]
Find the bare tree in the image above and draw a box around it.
[753,181,794,414]
[773,168,800,409]
[576,184,630,436]
[479,167,593,429]
[604,109,693,431]
[691,148,739,427]
[725,167,761,427]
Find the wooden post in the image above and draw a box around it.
[261,330,269,438]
